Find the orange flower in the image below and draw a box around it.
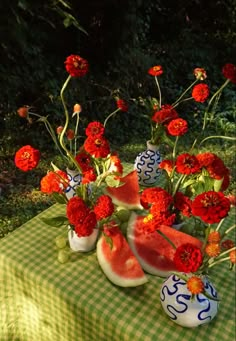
[15,145,40,172]
[229,250,236,264]
[205,243,221,257]
[187,276,204,295]
[192,83,210,103]
[66,129,75,140]
[17,106,29,118]
[148,65,163,77]
[56,126,64,134]
[73,103,82,113]
[159,159,174,176]
[194,68,207,80]
[207,231,221,244]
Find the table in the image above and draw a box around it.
[0,205,235,341]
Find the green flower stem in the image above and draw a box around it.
[156,230,176,250]
[224,224,236,236]
[59,75,82,172]
[190,79,230,152]
[172,173,187,197]
[215,217,226,232]
[74,113,80,157]
[172,135,179,159]
[154,76,162,108]
[171,96,193,109]
[171,79,198,107]
[103,108,121,128]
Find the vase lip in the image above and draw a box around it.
[146,140,159,150]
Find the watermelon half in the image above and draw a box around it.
[104,170,143,210]
[127,212,203,278]
[96,226,148,287]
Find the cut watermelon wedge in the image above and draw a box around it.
[104,170,143,210]
[127,212,203,278]
[96,226,148,287]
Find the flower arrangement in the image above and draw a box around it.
[15,54,129,257]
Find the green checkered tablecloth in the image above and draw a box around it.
[0,174,236,340]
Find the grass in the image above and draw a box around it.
[0,135,235,239]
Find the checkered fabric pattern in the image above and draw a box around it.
[0,164,235,341]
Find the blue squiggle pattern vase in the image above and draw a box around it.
[160,274,219,328]
[134,141,162,187]
[64,168,82,200]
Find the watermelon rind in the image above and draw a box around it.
[96,230,148,287]
[127,212,202,278]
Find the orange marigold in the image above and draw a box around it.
[229,250,236,264]
[207,231,221,244]
[187,276,204,295]
[205,243,221,257]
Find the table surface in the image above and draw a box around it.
[0,201,235,340]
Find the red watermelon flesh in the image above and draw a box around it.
[104,170,143,210]
[127,213,203,278]
[96,225,148,287]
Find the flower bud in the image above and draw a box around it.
[17,106,29,118]
[194,68,207,80]
[56,126,64,135]
[73,103,82,113]
[66,129,75,140]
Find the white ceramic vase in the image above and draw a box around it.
[68,228,99,252]
[160,274,219,328]
[134,140,162,187]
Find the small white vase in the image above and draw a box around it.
[160,274,219,328]
[65,168,82,200]
[134,140,162,187]
[68,228,99,252]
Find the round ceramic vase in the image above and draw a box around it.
[68,228,99,252]
[134,140,162,187]
[160,274,219,328]
[64,168,82,200]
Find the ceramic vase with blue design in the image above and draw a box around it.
[160,274,219,328]
[64,168,82,200]
[134,140,162,187]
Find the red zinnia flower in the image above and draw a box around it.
[159,159,174,176]
[40,170,69,194]
[173,243,203,273]
[191,191,231,224]
[149,192,173,213]
[66,196,90,226]
[148,65,163,76]
[166,118,188,136]
[152,104,179,124]
[206,155,228,180]
[94,195,114,220]
[142,211,176,233]
[116,99,128,112]
[176,153,201,175]
[81,168,97,184]
[15,145,40,172]
[17,106,29,118]
[196,152,216,168]
[74,212,97,237]
[75,151,92,172]
[140,187,172,209]
[192,83,210,103]
[194,68,207,80]
[85,121,105,138]
[174,192,192,217]
[84,136,110,158]
[187,276,204,295]
[222,63,236,84]
[64,55,89,77]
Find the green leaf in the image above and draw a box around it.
[103,233,113,250]
[41,216,69,227]
[214,177,224,192]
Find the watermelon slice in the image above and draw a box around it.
[96,225,148,287]
[104,170,143,210]
[127,212,203,278]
